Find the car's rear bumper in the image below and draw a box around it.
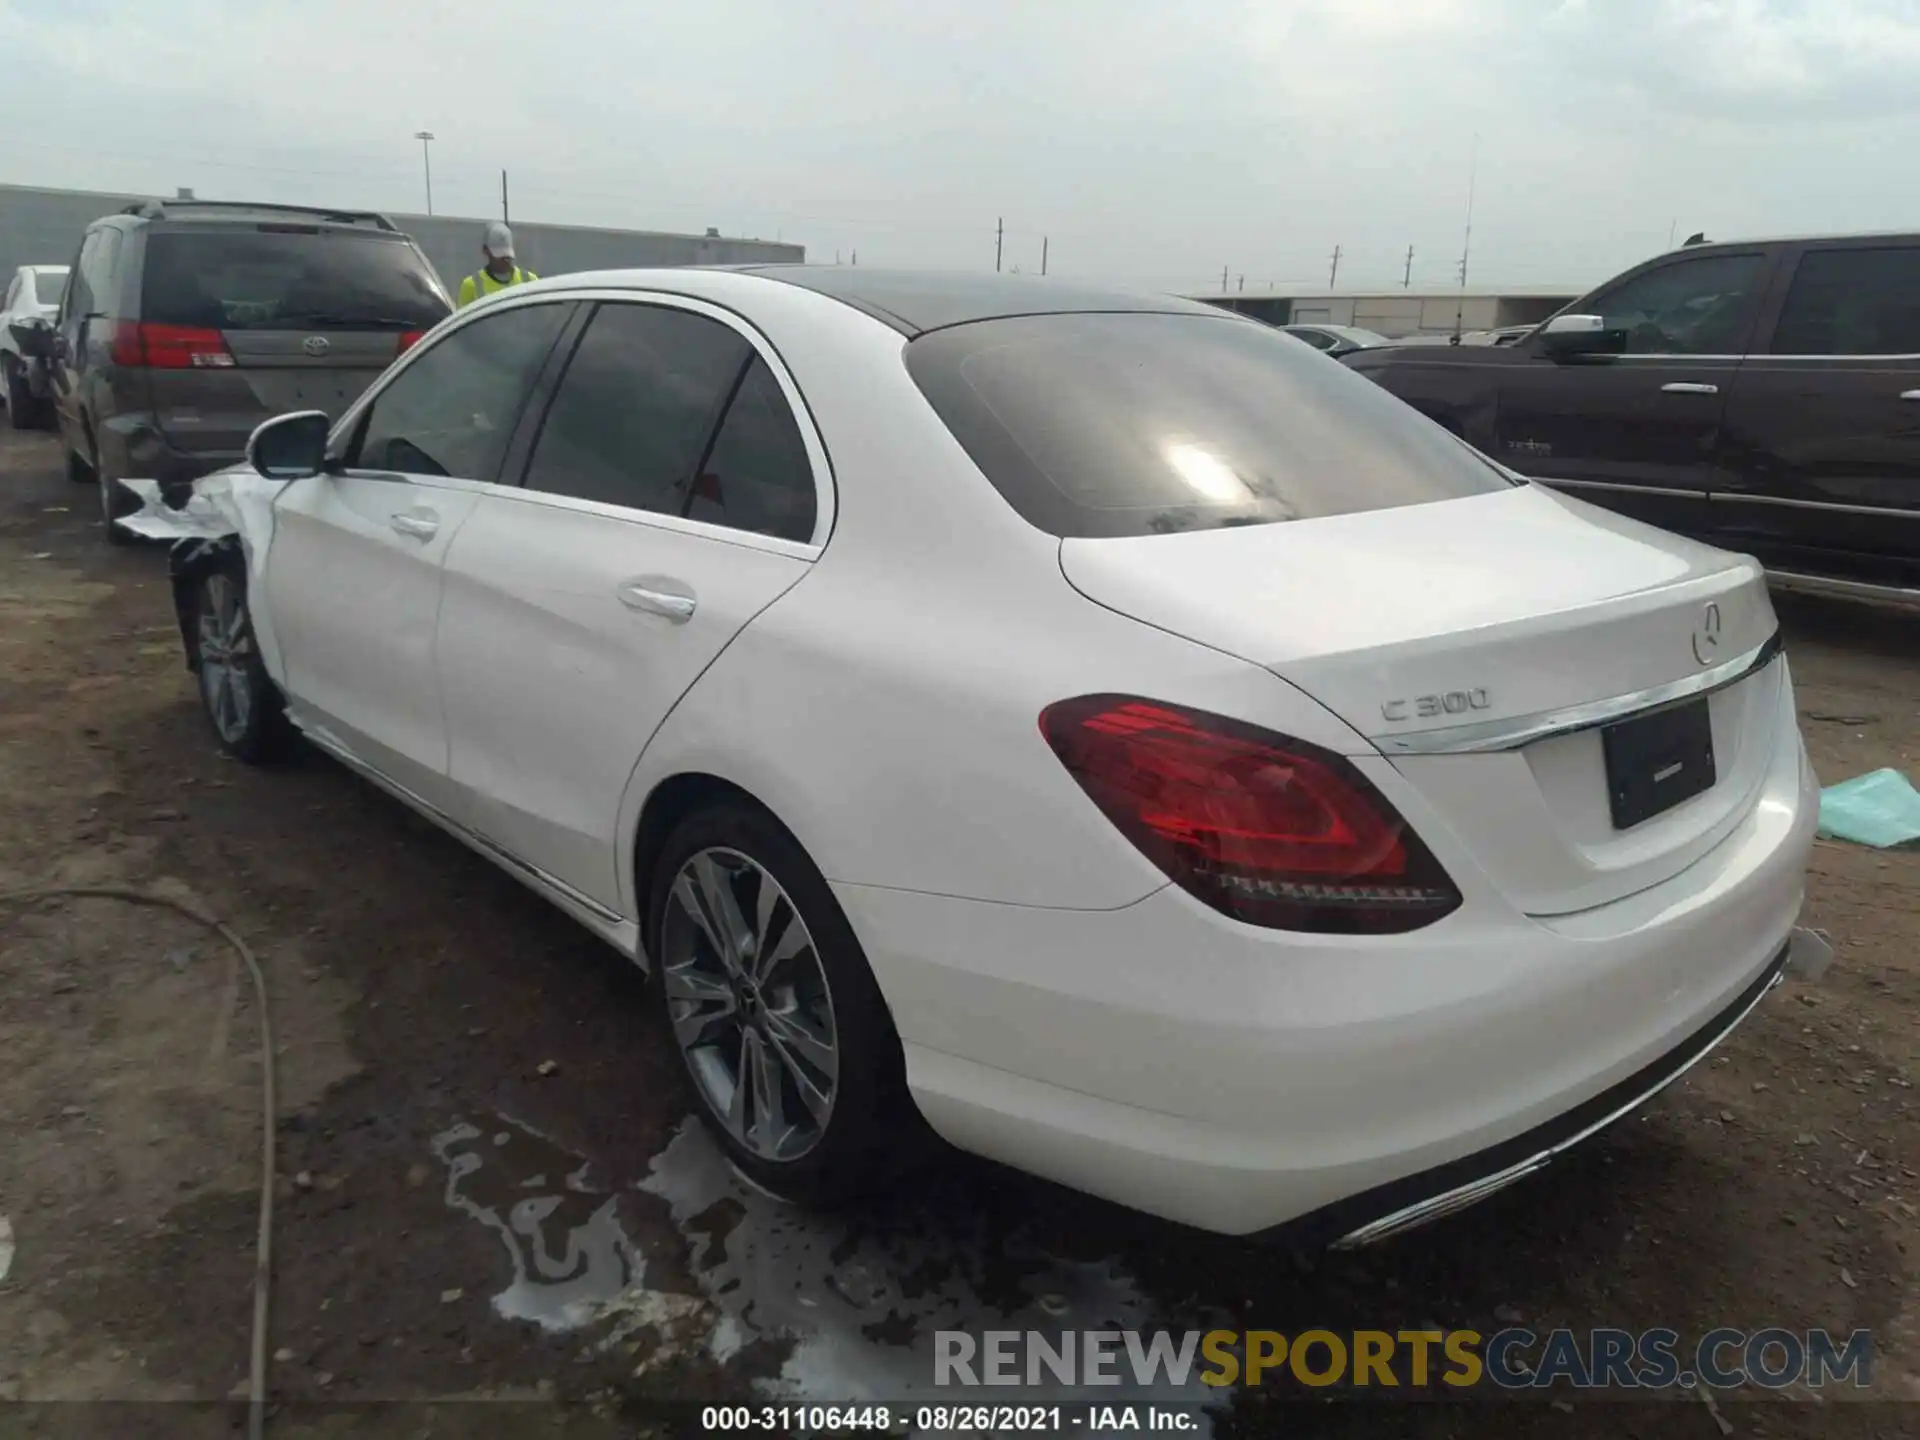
[836,697,1819,1237]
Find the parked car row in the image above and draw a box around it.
[1342,230,1920,603]
[6,197,452,542]
[122,265,1825,1244]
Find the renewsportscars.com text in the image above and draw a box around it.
[935,1327,1873,1391]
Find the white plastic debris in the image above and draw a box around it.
[118,478,240,542]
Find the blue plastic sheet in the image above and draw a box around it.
[1817,768,1920,849]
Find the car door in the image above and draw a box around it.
[49,231,99,450]
[1711,240,1920,590]
[1491,248,1776,537]
[265,298,573,810]
[435,295,826,915]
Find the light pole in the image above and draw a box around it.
[414,131,435,215]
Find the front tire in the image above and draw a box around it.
[647,801,923,1202]
[186,565,291,763]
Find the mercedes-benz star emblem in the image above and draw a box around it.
[1691,601,1723,667]
[302,335,330,357]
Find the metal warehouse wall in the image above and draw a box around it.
[0,183,802,293]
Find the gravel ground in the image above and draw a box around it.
[0,426,1915,1438]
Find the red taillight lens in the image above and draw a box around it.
[1040,695,1461,934]
[397,330,425,354]
[113,323,234,370]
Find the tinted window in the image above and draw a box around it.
[64,234,98,318]
[141,229,450,331]
[1771,247,1920,355]
[1288,328,1337,350]
[524,303,750,513]
[1585,252,1767,356]
[687,358,817,542]
[907,312,1515,539]
[33,270,67,304]
[352,302,567,480]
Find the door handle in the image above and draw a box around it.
[617,579,697,622]
[1659,382,1719,395]
[389,510,439,541]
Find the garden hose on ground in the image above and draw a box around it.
[0,885,277,1440]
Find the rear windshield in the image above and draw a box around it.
[141,228,451,331]
[32,270,67,303]
[906,311,1517,538]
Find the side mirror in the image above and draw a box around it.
[246,410,332,480]
[1535,313,1610,356]
[8,317,52,358]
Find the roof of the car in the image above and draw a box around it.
[736,265,1223,337]
[1676,229,1920,252]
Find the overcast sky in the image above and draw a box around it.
[3,0,1917,294]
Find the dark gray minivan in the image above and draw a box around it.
[20,199,451,542]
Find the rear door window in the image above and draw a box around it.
[349,302,569,480]
[141,228,450,332]
[906,311,1517,539]
[1770,246,1920,355]
[522,302,751,515]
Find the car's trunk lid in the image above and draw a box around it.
[1058,484,1785,915]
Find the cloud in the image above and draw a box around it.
[0,1,1916,293]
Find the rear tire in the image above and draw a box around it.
[185,563,292,763]
[647,800,927,1204]
[80,444,137,546]
[4,357,41,430]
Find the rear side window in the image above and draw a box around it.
[34,270,67,304]
[523,303,751,515]
[907,312,1516,539]
[141,228,450,332]
[351,302,568,480]
[687,358,818,542]
[1771,247,1920,356]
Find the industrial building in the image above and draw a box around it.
[0,181,803,294]
[1190,284,1583,338]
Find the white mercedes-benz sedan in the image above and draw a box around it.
[147,266,1828,1244]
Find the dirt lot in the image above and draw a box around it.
[0,426,1915,1438]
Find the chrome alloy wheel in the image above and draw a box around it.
[196,573,255,745]
[660,847,839,1162]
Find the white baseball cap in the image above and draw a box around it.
[483,221,515,259]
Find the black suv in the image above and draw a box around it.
[1342,232,1920,603]
[11,199,451,543]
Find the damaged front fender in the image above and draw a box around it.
[121,471,290,685]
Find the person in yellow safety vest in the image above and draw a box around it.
[456,222,539,308]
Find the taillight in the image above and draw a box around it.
[397,330,425,354]
[111,322,235,369]
[1040,695,1461,934]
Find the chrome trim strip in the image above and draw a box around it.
[1767,570,1920,610]
[1369,630,1783,756]
[1334,962,1787,1249]
[1710,491,1920,519]
[1531,476,1702,500]
[299,727,626,925]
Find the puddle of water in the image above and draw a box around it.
[639,1119,1233,1425]
[429,1119,642,1333]
[429,1114,1232,1432]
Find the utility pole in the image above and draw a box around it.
[1221,265,1229,292]
[995,217,1003,273]
[1453,132,1479,343]
[1041,236,1048,276]
[1667,217,1677,250]
[1238,275,1245,292]
[1328,244,1342,288]
[501,169,510,224]
[414,131,435,216]
[1404,246,1414,288]
[851,249,857,266]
